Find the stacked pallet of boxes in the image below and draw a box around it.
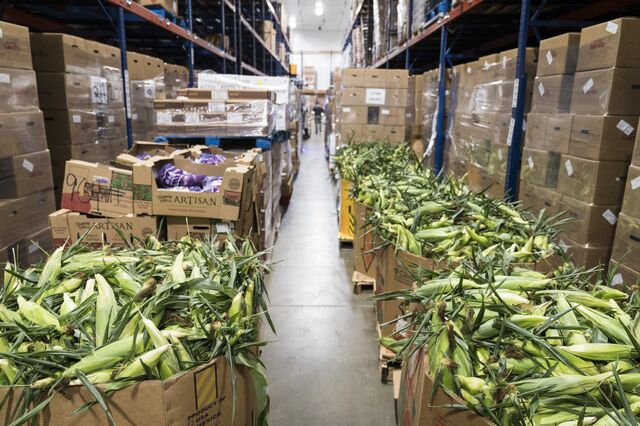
[163,63,189,99]
[128,52,165,140]
[134,0,179,16]
[420,69,440,166]
[303,66,317,90]
[519,32,579,220]
[406,73,426,157]
[0,21,55,265]
[556,18,640,270]
[258,20,276,53]
[335,68,408,146]
[30,33,128,203]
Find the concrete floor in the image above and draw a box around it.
[261,132,395,425]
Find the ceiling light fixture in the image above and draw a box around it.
[314,5,324,16]
[289,16,297,29]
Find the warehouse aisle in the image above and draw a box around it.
[261,132,395,425]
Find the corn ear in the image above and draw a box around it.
[17,296,63,332]
[95,274,118,346]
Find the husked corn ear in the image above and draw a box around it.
[560,343,636,361]
[59,293,78,316]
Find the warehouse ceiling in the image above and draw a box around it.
[282,0,351,32]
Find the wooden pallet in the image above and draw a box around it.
[380,344,402,384]
[338,233,353,248]
[352,271,375,294]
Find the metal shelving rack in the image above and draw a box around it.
[342,0,640,200]
[1,0,291,146]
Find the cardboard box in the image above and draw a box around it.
[340,87,365,105]
[0,356,258,426]
[0,189,55,248]
[559,237,611,270]
[341,68,366,87]
[478,53,500,84]
[0,111,47,158]
[0,150,53,198]
[496,47,538,81]
[353,202,382,277]
[385,70,409,89]
[385,125,406,144]
[559,195,619,246]
[544,113,573,154]
[520,147,560,188]
[167,216,234,240]
[43,109,99,145]
[338,124,363,143]
[536,32,581,77]
[364,124,385,142]
[133,158,253,221]
[557,155,628,204]
[364,69,386,88]
[383,89,407,108]
[577,17,640,71]
[136,0,179,16]
[569,115,637,161]
[36,72,93,110]
[339,105,367,124]
[0,68,39,113]
[60,160,134,218]
[49,209,159,247]
[0,21,33,70]
[531,75,574,114]
[610,213,640,271]
[524,112,547,150]
[29,33,88,74]
[378,107,406,126]
[609,259,640,288]
[571,68,640,115]
[518,182,562,217]
[622,164,640,219]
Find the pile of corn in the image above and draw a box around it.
[334,142,420,185]
[375,260,640,425]
[0,234,271,424]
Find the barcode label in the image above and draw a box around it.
[0,73,10,84]
[527,156,534,170]
[72,115,82,123]
[545,51,553,65]
[565,159,574,176]
[22,159,34,172]
[582,78,594,94]
[538,83,545,96]
[602,209,617,225]
[616,119,635,136]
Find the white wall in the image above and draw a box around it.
[290,29,343,90]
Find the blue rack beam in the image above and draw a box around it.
[116,6,134,149]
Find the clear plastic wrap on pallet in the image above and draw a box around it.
[411,0,427,35]
[556,154,629,205]
[0,67,39,113]
[163,63,189,99]
[570,68,640,115]
[611,213,640,273]
[372,0,383,60]
[0,110,47,159]
[397,0,409,43]
[155,99,275,137]
[558,194,620,247]
[519,147,561,189]
[531,75,574,114]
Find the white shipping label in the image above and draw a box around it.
[227,112,243,123]
[502,56,508,69]
[381,108,390,115]
[208,102,225,112]
[0,29,3,38]
[156,112,172,124]
[365,88,386,105]
[612,273,624,286]
[144,84,156,99]
[559,239,569,253]
[538,83,545,97]
[616,119,635,136]
[213,90,228,100]
[545,50,553,65]
[511,79,519,108]
[582,78,594,94]
[216,223,230,233]
[22,159,34,173]
[342,107,352,112]
[631,176,640,190]
[507,117,515,146]
[90,76,109,104]
[108,115,115,123]
[602,209,617,225]
[527,155,534,170]
[124,70,131,119]
[606,21,619,34]
[522,117,527,131]
[28,243,38,254]
[0,73,10,84]
[132,113,139,120]
[565,159,574,176]
[185,112,199,123]
[72,115,82,123]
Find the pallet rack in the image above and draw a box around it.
[342,0,640,200]
[1,0,291,147]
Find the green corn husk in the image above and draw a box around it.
[575,305,632,345]
[16,296,63,332]
[106,344,170,391]
[592,401,640,425]
[141,317,180,378]
[513,372,613,396]
[560,344,636,361]
[113,269,142,297]
[37,246,63,289]
[555,293,587,346]
[95,274,118,346]
[62,334,145,378]
[59,293,78,316]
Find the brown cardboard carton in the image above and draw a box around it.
[477,53,500,85]
[541,113,572,154]
[137,0,179,16]
[524,112,547,150]
[378,107,406,126]
[518,182,561,217]
[43,109,99,145]
[0,189,55,247]
[165,215,257,241]
[610,213,640,272]
[385,125,406,144]
[621,164,640,219]
[60,160,134,217]
[340,87,365,105]
[29,33,88,74]
[49,142,102,166]
[571,68,640,115]
[83,40,103,76]
[520,147,561,188]
[0,111,47,158]
[0,356,258,426]
[382,88,407,107]
[12,227,52,267]
[385,69,409,89]
[0,68,39,113]
[0,21,33,70]
[559,237,611,270]
[339,105,367,124]
[49,209,159,248]
[557,155,628,204]
[0,150,53,198]
[353,202,383,277]
[340,68,366,87]
[536,33,581,77]
[459,60,479,89]
[569,115,637,161]
[577,18,640,71]
[338,124,363,143]
[559,195,619,246]
[364,124,385,142]
[531,75,574,113]
[36,72,92,110]
[488,142,508,176]
[609,259,640,288]
[496,47,538,81]
[634,118,640,167]
[364,69,386,88]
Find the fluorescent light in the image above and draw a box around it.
[314,6,324,16]
[289,16,297,28]
[314,1,323,7]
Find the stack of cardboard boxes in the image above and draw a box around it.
[30,33,127,199]
[163,62,189,99]
[406,73,426,156]
[258,20,276,53]
[303,66,317,90]
[0,21,55,265]
[335,68,408,145]
[128,51,165,140]
[556,18,640,269]
[135,0,179,16]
